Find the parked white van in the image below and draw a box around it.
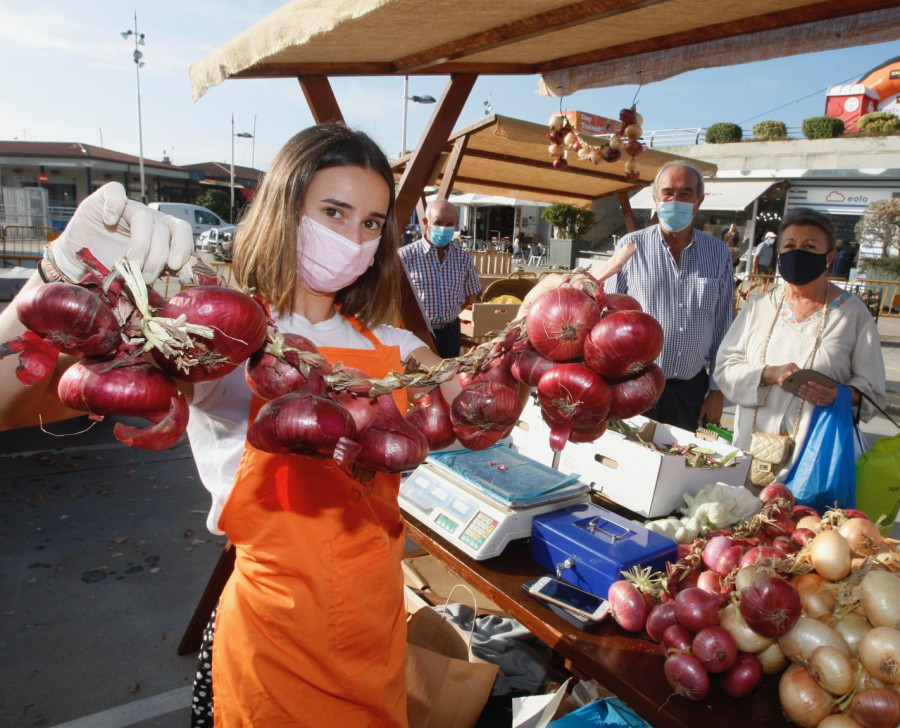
[148,203,225,240]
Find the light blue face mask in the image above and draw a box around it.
[429,225,455,247]
[656,200,695,233]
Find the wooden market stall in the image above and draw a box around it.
[185,2,900,723]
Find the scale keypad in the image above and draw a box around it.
[460,512,498,551]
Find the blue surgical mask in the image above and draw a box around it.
[656,200,695,233]
[429,225,455,247]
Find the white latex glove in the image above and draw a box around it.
[52,182,194,284]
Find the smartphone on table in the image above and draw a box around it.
[526,576,611,622]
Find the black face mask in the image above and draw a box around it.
[778,249,829,286]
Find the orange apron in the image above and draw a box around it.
[212,319,409,727]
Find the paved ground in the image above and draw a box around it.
[2,261,900,727]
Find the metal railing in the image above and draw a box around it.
[735,275,900,320]
[642,127,805,148]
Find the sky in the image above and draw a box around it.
[1,1,899,172]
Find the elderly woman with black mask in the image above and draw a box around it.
[714,207,887,482]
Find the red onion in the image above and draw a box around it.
[739,574,801,638]
[697,570,723,594]
[406,387,455,450]
[605,364,666,420]
[607,579,649,633]
[0,330,63,385]
[458,351,518,391]
[151,286,268,382]
[759,507,797,539]
[348,394,429,474]
[674,587,723,632]
[17,282,121,357]
[331,367,383,431]
[57,358,189,450]
[664,653,710,701]
[567,420,608,444]
[646,601,679,642]
[662,624,695,652]
[583,310,664,380]
[702,535,734,572]
[692,626,738,673]
[245,332,329,400]
[247,392,356,457]
[758,482,796,508]
[739,545,786,568]
[524,287,601,362]
[603,292,642,314]
[791,505,820,521]
[537,363,610,451]
[510,344,556,387]
[791,528,816,547]
[720,652,763,698]
[450,382,522,451]
[715,545,745,576]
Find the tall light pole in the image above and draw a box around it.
[401,76,436,157]
[231,114,253,223]
[121,14,146,203]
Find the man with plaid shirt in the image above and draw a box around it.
[400,199,481,358]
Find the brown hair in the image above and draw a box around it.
[232,123,401,326]
[778,207,837,251]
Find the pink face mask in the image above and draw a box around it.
[296,216,380,293]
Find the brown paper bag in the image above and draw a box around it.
[405,603,499,728]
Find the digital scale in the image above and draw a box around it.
[399,445,590,560]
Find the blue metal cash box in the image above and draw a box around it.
[530,502,678,599]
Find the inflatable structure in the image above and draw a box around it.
[825,57,900,131]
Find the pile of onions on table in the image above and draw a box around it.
[0,252,267,450]
[604,482,900,727]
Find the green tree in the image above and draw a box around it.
[752,120,787,141]
[802,116,844,139]
[856,199,900,262]
[541,203,595,241]
[196,188,230,219]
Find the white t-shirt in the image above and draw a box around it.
[187,310,427,534]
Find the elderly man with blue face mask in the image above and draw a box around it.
[399,198,482,358]
[603,161,735,432]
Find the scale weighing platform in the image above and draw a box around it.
[400,445,590,560]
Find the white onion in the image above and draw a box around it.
[832,612,874,658]
[818,714,865,727]
[797,514,823,533]
[858,626,900,685]
[758,640,790,674]
[779,663,835,728]
[720,603,774,653]
[859,570,900,628]
[809,644,857,695]
[839,517,884,556]
[734,565,758,593]
[779,615,850,663]
[809,529,852,581]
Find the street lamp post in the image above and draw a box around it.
[401,76,436,157]
[121,14,147,203]
[230,114,253,223]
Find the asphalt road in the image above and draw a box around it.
[1,418,218,728]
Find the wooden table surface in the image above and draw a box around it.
[404,513,792,728]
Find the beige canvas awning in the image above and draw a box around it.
[189,0,899,101]
[391,114,717,209]
[628,180,777,212]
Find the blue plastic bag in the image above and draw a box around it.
[548,697,652,727]
[783,384,856,513]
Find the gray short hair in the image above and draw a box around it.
[650,161,706,200]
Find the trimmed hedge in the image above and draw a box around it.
[802,116,844,139]
[752,120,787,141]
[705,122,743,144]
[859,111,900,136]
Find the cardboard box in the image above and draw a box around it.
[507,398,556,468]
[556,416,751,518]
[459,302,518,339]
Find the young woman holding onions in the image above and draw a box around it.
[0,123,459,727]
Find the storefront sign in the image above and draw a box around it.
[785,184,898,215]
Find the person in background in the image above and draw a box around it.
[752,230,776,275]
[715,207,886,478]
[724,223,742,271]
[512,230,529,264]
[604,160,734,432]
[832,240,854,279]
[399,198,481,358]
[0,124,469,727]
